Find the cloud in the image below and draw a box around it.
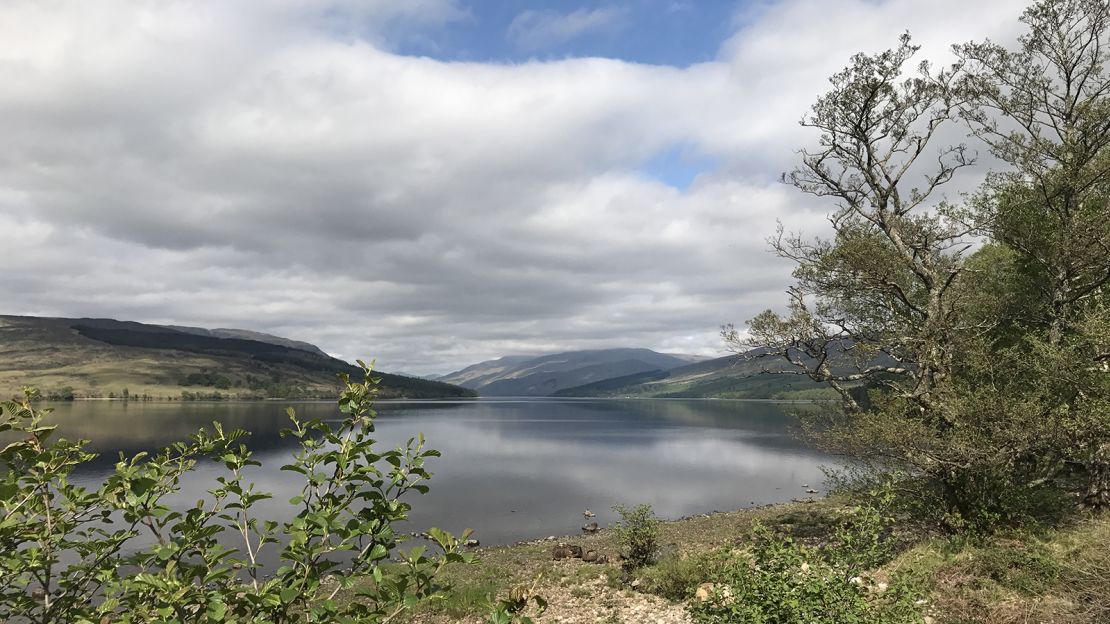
[507,6,628,50]
[0,0,1029,375]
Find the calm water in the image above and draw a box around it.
[42,398,833,548]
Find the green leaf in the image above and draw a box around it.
[205,600,227,621]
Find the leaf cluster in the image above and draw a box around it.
[0,362,504,623]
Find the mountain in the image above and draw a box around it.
[437,348,710,397]
[0,315,475,400]
[553,350,859,399]
[431,355,536,387]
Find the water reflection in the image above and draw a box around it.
[41,398,833,547]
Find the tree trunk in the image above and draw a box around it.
[1083,444,1110,509]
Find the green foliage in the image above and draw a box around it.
[964,540,1061,595]
[180,369,234,389]
[488,576,548,624]
[735,0,1110,534]
[0,362,491,623]
[612,504,660,568]
[689,492,925,624]
[637,552,717,600]
[42,386,75,401]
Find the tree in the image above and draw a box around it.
[729,0,1110,527]
[956,0,1110,507]
[725,33,975,417]
[724,33,989,525]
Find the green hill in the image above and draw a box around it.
[0,315,475,400]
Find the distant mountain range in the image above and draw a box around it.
[434,348,705,396]
[434,348,831,399]
[552,353,836,399]
[1,314,844,401]
[0,315,474,400]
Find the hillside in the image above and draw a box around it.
[437,348,709,397]
[0,315,475,400]
[553,353,838,399]
[163,325,329,357]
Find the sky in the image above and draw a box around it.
[0,0,1029,376]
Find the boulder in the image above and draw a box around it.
[695,582,733,604]
[552,545,574,560]
[552,543,584,560]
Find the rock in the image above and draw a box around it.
[552,545,575,560]
[552,543,584,559]
[924,617,936,624]
[580,549,609,563]
[583,509,596,518]
[582,521,600,533]
[806,489,819,494]
[695,582,733,604]
[464,538,480,548]
[695,583,714,601]
[545,535,557,541]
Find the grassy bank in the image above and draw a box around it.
[386,499,1110,624]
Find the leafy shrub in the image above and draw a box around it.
[43,386,75,401]
[637,552,715,600]
[489,576,548,624]
[690,492,925,624]
[827,466,1075,536]
[0,362,493,623]
[613,503,660,568]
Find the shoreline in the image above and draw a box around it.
[394,496,1110,624]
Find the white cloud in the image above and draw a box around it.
[507,7,628,50]
[0,0,1030,375]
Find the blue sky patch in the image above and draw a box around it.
[639,144,719,190]
[392,1,747,67]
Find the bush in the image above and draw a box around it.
[637,552,716,600]
[43,386,75,401]
[0,362,484,623]
[690,492,925,624]
[613,503,660,568]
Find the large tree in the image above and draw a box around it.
[730,0,1110,526]
[957,0,1110,507]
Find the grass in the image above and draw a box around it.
[893,516,1110,624]
[386,498,1110,624]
